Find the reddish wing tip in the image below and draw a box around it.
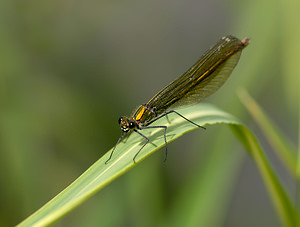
[241,37,250,47]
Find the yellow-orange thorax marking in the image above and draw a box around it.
[133,104,156,126]
[135,105,146,122]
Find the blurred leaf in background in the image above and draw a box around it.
[0,0,298,226]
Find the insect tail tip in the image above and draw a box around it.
[241,37,250,47]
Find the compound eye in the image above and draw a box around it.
[129,121,135,129]
[118,117,123,124]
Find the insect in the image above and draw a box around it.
[106,35,249,164]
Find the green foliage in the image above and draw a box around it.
[1,0,299,226]
[18,104,298,226]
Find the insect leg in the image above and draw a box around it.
[147,110,206,129]
[138,125,168,162]
[133,129,150,163]
[164,110,206,129]
[105,132,125,164]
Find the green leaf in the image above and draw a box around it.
[17,103,297,227]
[238,88,297,175]
[230,124,298,227]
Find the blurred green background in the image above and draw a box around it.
[0,0,298,226]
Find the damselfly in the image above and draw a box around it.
[106,35,249,164]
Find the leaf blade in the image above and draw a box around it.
[17,103,297,227]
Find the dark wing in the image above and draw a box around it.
[147,35,249,114]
